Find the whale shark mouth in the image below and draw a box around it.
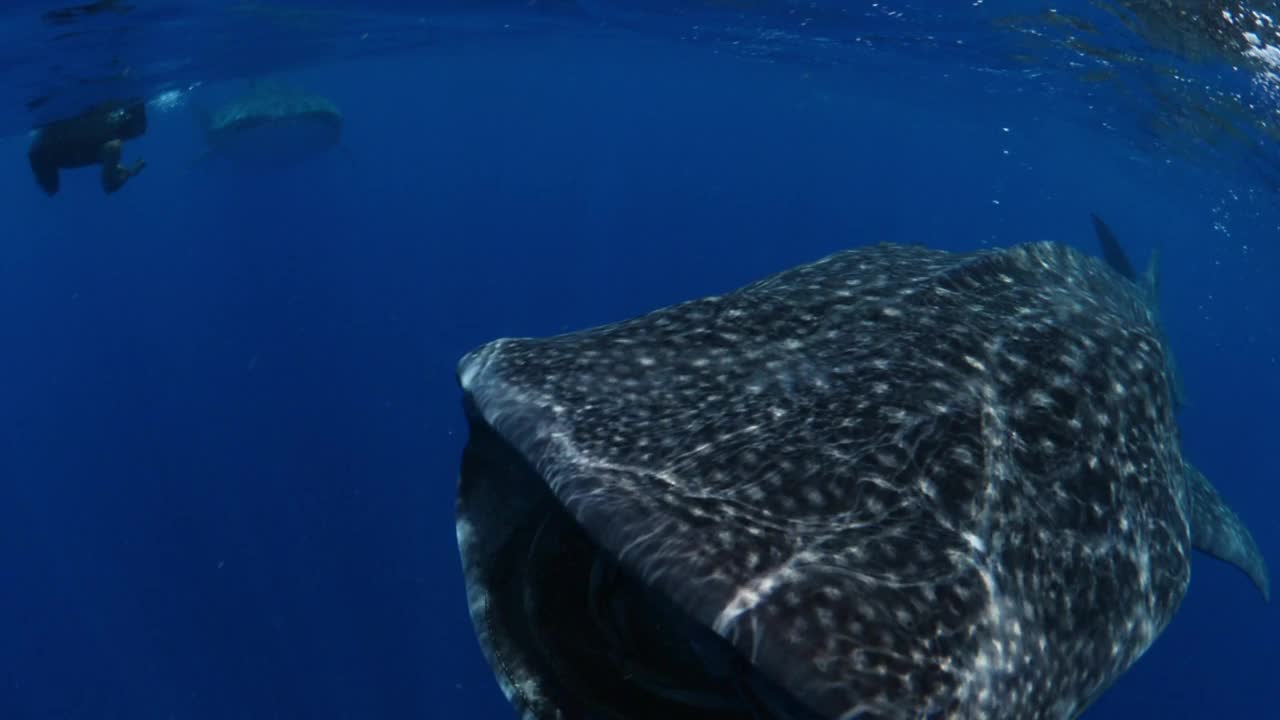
[457,416,827,720]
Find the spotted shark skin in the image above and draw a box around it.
[455,239,1268,720]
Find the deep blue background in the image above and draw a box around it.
[2,24,1276,720]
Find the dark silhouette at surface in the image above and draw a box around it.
[27,97,147,196]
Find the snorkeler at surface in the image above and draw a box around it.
[27,97,147,196]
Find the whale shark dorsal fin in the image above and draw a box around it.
[1091,213,1138,282]
[1186,463,1271,602]
[1089,213,1162,304]
[1088,213,1186,408]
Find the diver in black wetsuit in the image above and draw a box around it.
[27,97,147,196]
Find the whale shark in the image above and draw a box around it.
[194,80,342,169]
[453,223,1268,719]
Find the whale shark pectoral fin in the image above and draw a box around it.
[1186,463,1270,602]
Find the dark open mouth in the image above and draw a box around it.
[457,412,824,720]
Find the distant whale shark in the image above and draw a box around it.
[194,80,342,169]
[453,217,1268,719]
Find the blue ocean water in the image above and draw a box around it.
[1,1,1277,718]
